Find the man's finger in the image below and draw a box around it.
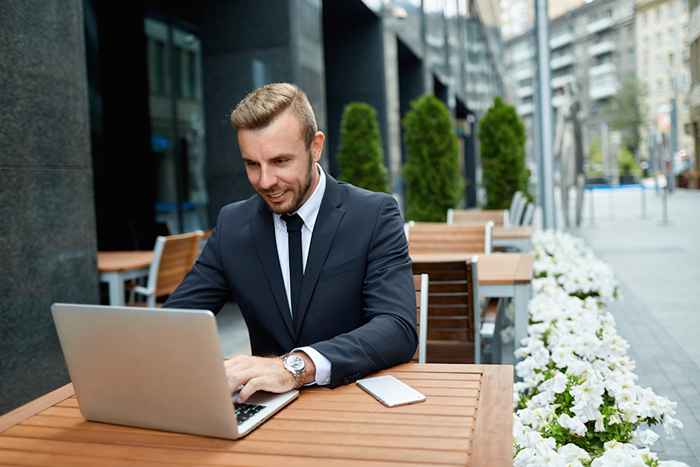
[239,376,269,402]
[224,355,254,371]
[226,368,258,392]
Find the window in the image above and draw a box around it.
[150,39,166,96]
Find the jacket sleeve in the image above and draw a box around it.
[163,210,233,314]
[310,196,418,387]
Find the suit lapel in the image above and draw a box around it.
[294,177,346,337]
[252,200,296,342]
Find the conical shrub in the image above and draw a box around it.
[337,102,389,193]
[402,95,463,221]
[479,97,529,209]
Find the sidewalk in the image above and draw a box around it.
[573,187,700,465]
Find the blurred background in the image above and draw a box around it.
[1,0,698,417]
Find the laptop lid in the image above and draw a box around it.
[51,303,239,439]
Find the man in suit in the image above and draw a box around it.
[164,83,416,402]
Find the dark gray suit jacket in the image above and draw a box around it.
[164,175,417,387]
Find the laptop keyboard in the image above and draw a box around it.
[233,402,265,425]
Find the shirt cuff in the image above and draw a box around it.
[293,346,331,386]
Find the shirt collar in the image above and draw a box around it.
[274,163,326,232]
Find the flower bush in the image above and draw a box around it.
[513,231,686,467]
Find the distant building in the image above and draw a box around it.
[636,0,693,168]
[499,0,587,40]
[504,0,636,173]
[1,0,506,415]
[689,0,700,180]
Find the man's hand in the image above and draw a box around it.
[224,353,315,402]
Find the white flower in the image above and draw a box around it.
[631,428,660,447]
[558,413,587,436]
[557,443,590,465]
[663,415,684,438]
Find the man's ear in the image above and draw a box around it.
[311,131,325,162]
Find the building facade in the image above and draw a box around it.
[504,0,636,174]
[636,0,693,172]
[1,0,505,414]
[688,0,700,181]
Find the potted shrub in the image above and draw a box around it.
[479,97,529,208]
[337,102,389,193]
[402,95,464,221]
[617,147,640,185]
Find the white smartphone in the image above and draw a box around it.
[356,375,426,407]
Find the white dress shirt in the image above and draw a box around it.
[272,164,331,385]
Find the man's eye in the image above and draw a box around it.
[274,159,289,165]
[244,161,258,168]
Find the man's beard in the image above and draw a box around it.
[284,152,315,214]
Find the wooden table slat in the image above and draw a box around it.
[0,433,470,466]
[492,226,533,239]
[97,251,153,273]
[0,364,512,466]
[0,384,74,433]
[469,365,514,466]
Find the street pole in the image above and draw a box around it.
[601,122,614,219]
[534,0,555,230]
[589,185,595,226]
[670,94,678,193]
[641,184,646,219]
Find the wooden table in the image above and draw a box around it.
[97,251,154,306]
[411,253,533,353]
[0,363,513,467]
[492,226,533,252]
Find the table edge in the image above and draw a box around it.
[0,383,75,433]
[470,364,514,467]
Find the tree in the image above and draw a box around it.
[402,95,464,221]
[586,137,605,178]
[617,147,641,177]
[604,77,647,155]
[337,102,389,193]
[479,97,529,209]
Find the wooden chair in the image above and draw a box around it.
[131,231,203,307]
[407,222,493,255]
[509,192,526,226]
[447,208,509,227]
[521,203,535,226]
[411,257,484,363]
[198,228,213,254]
[412,274,429,364]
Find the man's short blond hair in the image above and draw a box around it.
[230,83,318,148]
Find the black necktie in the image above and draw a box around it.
[282,214,304,317]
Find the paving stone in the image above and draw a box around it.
[575,188,700,466]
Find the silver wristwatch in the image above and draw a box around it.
[281,353,306,388]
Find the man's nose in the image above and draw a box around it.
[258,166,277,190]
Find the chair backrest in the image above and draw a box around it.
[521,203,535,226]
[411,257,481,364]
[509,192,525,225]
[412,274,429,364]
[198,229,213,254]
[408,222,493,255]
[147,231,202,298]
[449,209,509,227]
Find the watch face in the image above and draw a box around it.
[286,355,305,372]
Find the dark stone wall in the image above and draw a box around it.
[323,1,388,177]
[398,38,425,164]
[200,0,326,223]
[86,1,155,250]
[0,0,98,414]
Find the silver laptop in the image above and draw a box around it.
[51,303,298,439]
